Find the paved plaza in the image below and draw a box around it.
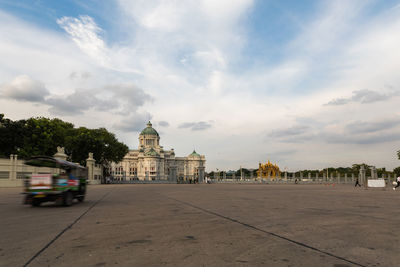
[0,184,399,267]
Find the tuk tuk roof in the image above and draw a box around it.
[25,156,87,170]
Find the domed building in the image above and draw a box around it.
[110,122,206,183]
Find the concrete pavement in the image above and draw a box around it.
[0,184,398,267]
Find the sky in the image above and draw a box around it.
[1,0,400,172]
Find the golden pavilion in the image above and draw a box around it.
[257,160,281,178]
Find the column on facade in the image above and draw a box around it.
[184,162,187,181]
[156,160,160,181]
[86,153,96,182]
[145,167,149,181]
[173,166,177,182]
[160,160,165,180]
[168,165,174,182]
[147,161,151,181]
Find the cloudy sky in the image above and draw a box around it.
[1,0,400,171]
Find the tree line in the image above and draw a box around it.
[0,114,128,168]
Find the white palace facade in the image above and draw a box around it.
[110,122,206,183]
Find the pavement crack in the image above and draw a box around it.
[23,189,114,267]
[166,196,366,267]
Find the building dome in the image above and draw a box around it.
[140,121,159,136]
[189,150,201,157]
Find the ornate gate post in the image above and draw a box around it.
[360,165,367,189]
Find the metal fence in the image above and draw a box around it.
[208,175,397,185]
[107,179,177,184]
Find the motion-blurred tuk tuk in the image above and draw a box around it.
[23,156,87,207]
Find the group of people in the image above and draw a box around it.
[354,175,400,190]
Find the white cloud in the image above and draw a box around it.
[2,1,400,171]
[113,112,152,132]
[0,10,102,94]
[115,0,253,81]
[325,88,400,105]
[291,1,367,54]
[267,116,400,145]
[0,75,49,102]
[345,117,400,134]
[45,83,151,116]
[57,15,109,66]
[178,121,213,131]
[0,74,152,120]
[46,90,96,115]
[158,121,169,127]
[69,71,91,80]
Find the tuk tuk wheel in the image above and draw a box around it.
[63,191,73,206]
[31,199,41,207]
[77,195,85,202]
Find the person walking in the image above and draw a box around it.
[393,176,400,190]
[354,176,361,187]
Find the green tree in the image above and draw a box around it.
[0,114,26,157]
[240,168,251,177]
[394,167,400,177]
[65,127,128,166]
[18,117,74,159]
[0,115,128,173]
[377,167,387,177]
[351,163,371,175]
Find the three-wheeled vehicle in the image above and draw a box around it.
[23,156,88,207]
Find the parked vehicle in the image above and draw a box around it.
[23,156,88,207]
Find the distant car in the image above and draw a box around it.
[22,156,88,207]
